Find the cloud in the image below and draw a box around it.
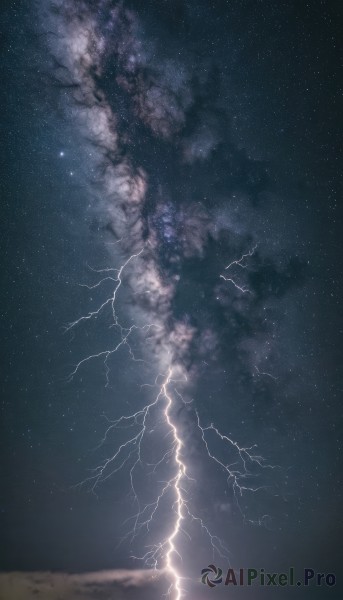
[0,569,166,600]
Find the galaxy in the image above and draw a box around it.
[1,1,342,599]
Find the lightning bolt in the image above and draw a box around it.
[220,244,257,293]
[254,365,278,381]
[161,368,185,600]
[66,249,162,385]
[68,248,277,599]
[65,248,144,333]
[194,413,277,524]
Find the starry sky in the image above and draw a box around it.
[1,1,342,599]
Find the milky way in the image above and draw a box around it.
[42,0,303,373]
[40,0,306,596]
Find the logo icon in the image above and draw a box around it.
[201,564,223,587]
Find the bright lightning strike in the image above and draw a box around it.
[68,249,276,599]
[162,369,186,600]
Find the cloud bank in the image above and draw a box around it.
[0,569,165,600]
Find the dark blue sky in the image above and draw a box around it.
[0,1,342,599]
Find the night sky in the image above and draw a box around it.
[1,1,342,599]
